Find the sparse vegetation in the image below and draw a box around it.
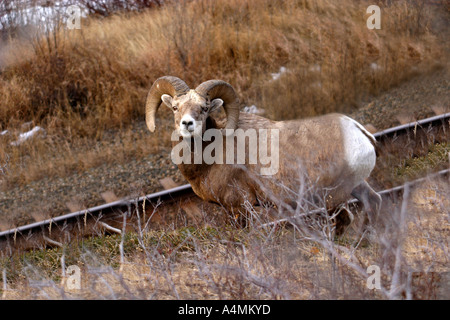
[1,172,448,299]
[394,142,450,181]
[0,0,449,300]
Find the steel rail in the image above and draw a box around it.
[0,112,449,244]
[0,184,192,239]
[259,168,449,228]
[373,112,450,139]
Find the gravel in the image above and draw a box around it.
[350,67,449,130]
[0,149,187,228]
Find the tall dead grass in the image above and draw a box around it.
[0,0,445,187]
[0,0,443,131]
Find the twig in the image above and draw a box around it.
[98,221,122,235]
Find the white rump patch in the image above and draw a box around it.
[340,116,376,186]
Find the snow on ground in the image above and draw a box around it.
[0,1,88,33]
[243,105,264,115]
[270,66,288,81]
[10,126,46,146]
[370,62,382,71]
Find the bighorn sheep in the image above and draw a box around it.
[145,76,381,223]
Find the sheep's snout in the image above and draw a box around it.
[179,114,201,137]
[181,118,194,130]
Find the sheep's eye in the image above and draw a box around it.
[202,106,208,113]
[172,106,178,111]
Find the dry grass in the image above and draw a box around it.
[1,172,448,300]
[0,0,446,188]
[0,0,448,300]
[406,179,449,272]
[0,122,168,187]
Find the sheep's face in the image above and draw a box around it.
[161,90,223,138]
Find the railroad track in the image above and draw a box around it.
[1,112,449,253]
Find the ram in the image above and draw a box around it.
[145,76,381,225]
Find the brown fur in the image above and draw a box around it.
[149,77,380,227]
[174,112,369,211]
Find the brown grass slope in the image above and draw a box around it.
[0,0,444,130]
[0,0,445,190]
[0,0,449,300]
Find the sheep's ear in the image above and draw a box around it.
[161,94,173,109]
[210,98,223,113]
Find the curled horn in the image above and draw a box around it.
[145,76,190,132]
[195,80,240,131]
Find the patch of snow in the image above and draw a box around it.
[243,105,264,115]
[0,130,8,136]
[370,62,381,71]
[271,66,287,81]
[10,126,46,146]
[0,2,88,33]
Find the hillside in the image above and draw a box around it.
[0,0,449,300]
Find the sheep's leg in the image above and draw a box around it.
[334,206,354,237]
[351,181,382,225]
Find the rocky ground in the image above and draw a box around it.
[0,66,448,229]
[351,67,450,130]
